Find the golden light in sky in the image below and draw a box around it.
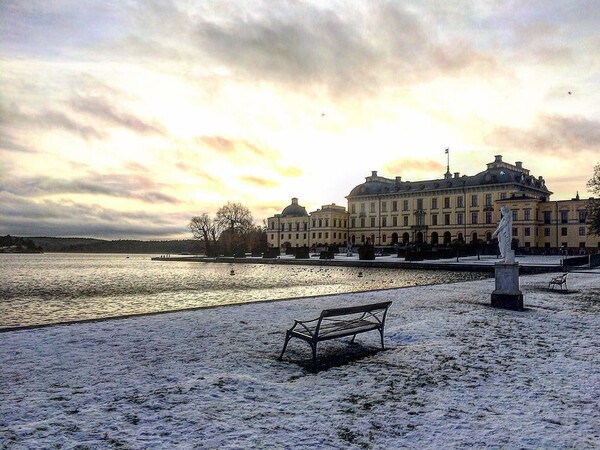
[1,1,599,239]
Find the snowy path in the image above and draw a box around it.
[1,272,599,449]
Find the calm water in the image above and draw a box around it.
[0,253,488,329]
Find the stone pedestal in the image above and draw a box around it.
[491,263,524,310]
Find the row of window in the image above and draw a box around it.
[351,211,496,228]
[351,194,500,214]
[269,219,349,231]
[543,210,587,224]
[270,232,348,241]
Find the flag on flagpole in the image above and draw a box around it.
[445,148,449,154]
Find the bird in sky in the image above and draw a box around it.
[568,91,572,95]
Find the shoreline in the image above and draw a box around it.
[152,254,567,274]
[0,276,492,334]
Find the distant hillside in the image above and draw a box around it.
[21,237,202,254]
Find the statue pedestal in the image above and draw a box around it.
[491,263,524,311]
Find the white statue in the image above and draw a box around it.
[492,205,515,264]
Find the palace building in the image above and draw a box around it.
[266,155,599,252]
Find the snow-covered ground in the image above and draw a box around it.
[1,271,599,449]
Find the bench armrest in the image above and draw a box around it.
[288,317,320,336]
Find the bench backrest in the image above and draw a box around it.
[320,301,392,318]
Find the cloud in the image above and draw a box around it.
[239,176,278,188]
[2,174,180,205]
[0,192,189,239]
[69,94,166,135]
[1,104,107,140]
[383,158,445,177]
[195,135,273,158]
[486,114,600,155]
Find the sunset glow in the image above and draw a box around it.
[1,1,599,239]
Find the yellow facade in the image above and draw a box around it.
[267,156,599,253]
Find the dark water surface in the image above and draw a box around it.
[0,253,488,329]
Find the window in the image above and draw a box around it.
[381,201,387,213]
[360,217,365,227]
[360,203,365,214]
[525,228,530,236]
[512,228,518,237]
[270,234,274,240]
[444,197,450,208]
[471,212,478,224]
[403,216,409,226]
[485,194,492,207]
[457,196,464,208]
[471,195,478,207]
[333,219,337,227]
[325,232,329,239]
[416,215,425,227]
[432,215,438,226]
[318,232,322,239]
[417,199,423,210]
[333,232,336,239]
[312,232,316,238]
[560,211,568,224]
[304,223,308,231]
[500,192,507,200]
[579,227,586,236]
[370,217,376,227]
[445,214,450,225]
[457,213,463,225]
[382,217,387,227]
[403,200,409,211]
[544,211,551,224]
[512,210,518,221]
[370,202,376,213]
[579,210,587,223]
[351,218,356,228]
[561,227,568,236]
[524,209,531,221]
[325,219,329,227]
[392,216,398,227]
[351,204,356,214]
[431,198,438,209]
[544,228,550,237]
[392,201,398,212]
[304,233,307,239]
[318,219,322,227]
[295,233,299,239]
[485,211,492,224]
[312,220,316,228]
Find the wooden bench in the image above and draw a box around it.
[278,301,392,369]
[548,273,568,290]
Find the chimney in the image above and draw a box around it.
[495,155,503,163]
[291,197,298,205]
[454,172,460,179]
[371,170,378,177]
[395,176,402,183]
[515,161,523,169]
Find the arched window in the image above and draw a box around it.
[443,232,452,245]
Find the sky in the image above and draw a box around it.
[1,0,599,240]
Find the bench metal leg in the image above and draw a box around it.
[311,342,318,370]
[379,328,385,350]
[350,334,357,344]
[278,332,292,360]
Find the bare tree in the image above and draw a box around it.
[587,163,600,236]
[189,213,217,255]
[216,202,254,255]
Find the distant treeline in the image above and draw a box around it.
[0,235,43,253]
[1,236,201,254]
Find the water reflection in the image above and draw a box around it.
[0,254,489,329]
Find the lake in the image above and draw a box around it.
[0,253,489,329]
